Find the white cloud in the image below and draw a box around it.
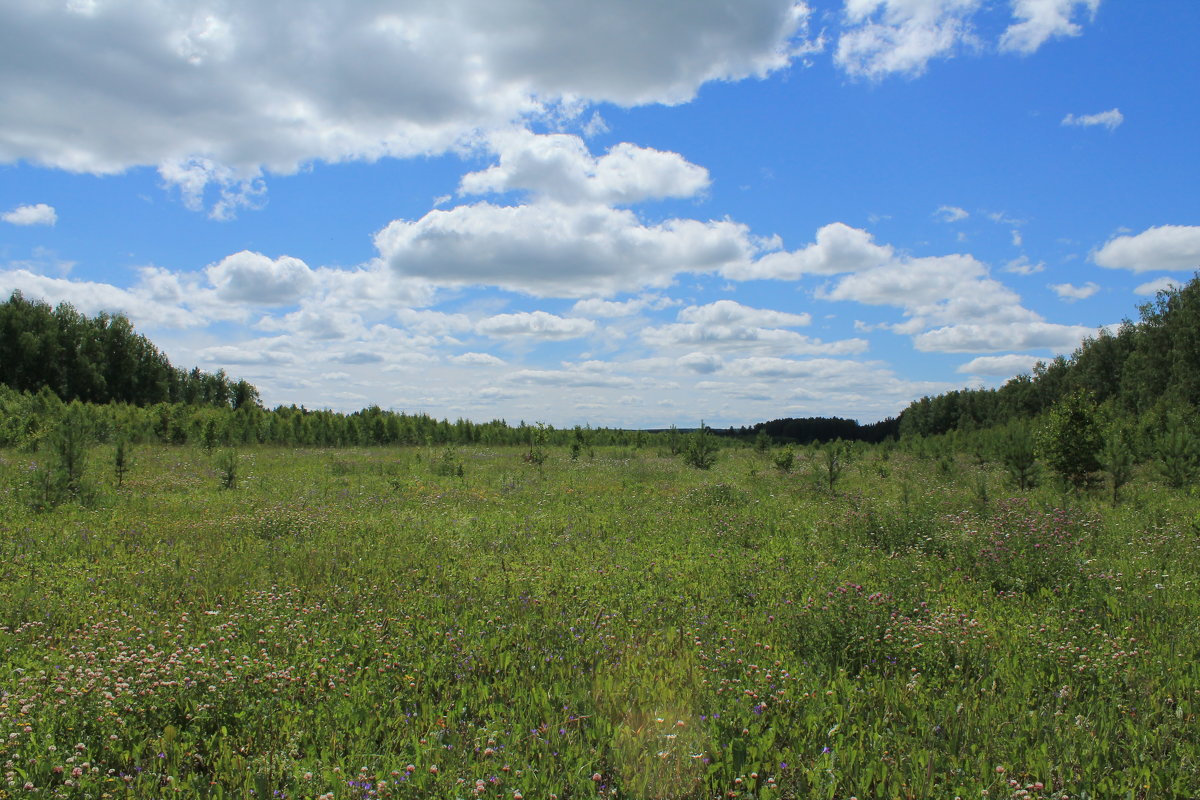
[0,267,200,328]
[836,0,1099,79]
[722,222,893,280]
[2,203,57,226]
[677,352,725,374]
[1049,281,1099,301]
[822,248,1098,353]
[0,0,811,212]
[1001,0,1100,55]
[935,204,969,222]
[914,321,1095,352]
[956,353,1042,376]
[1004,255,1044,275]
[460,131,710,206]
[571,294,676,318]
[1062,108,1123,131]
[1133,277,1183,297]
[507,369,635,389]
[677,299,811,328]
[1093,225,1200,272]
[376,201,754,297]
[475,310,596,340]
[205,251,315,305]
[642,321,866,355]
[198,342,296,366]
[836,0,985,79]
[450,352,507,366]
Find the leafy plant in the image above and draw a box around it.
[1100,425,1135,503]
[820,439,849,492]
[1038,391,1102,491]
[216,448,239,489]
[681,421,718,470]
[772,444,795,473]
[1000,424,1040,491]
[1157,418,1196,489]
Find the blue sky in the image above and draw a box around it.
[2,0,1198,427]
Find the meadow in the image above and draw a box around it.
[0,442,1197,799]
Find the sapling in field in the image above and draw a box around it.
[24,400,94,509]
[216,448,238,489]
[1000,424,1040,491]
[1157,418,1196,489]
[820,439,848,492]
[682,421,718,470]
[773,444,795,473]
[1100,426,1135,504]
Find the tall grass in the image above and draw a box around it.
[0,444,1195,798]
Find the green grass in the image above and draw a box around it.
[0,444,1197,799]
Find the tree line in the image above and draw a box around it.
[0,291,259,409]
[898,273,1200,439]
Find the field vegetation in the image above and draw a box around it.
[1,437,1197,799]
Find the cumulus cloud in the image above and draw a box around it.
[0,0,810,211]
[2,203,57,226]
[935,204,969,222]
[1133,277,1183,297]
[913,321,1095,352]
[822,248,1097,353]
[205,251,315,305]
[677,352,725,374]
[571,294,676,318]
[507,369,635,389]
[376,201,754,297]
[198,342,296,366]
[1049,281,1099,301]
[1062,108,1123,130]
[836,0,1100,79]
[450,352,507,366]
[0,267,200,328]
[836,0,985,79]
[460,131,710,206]
[1093,225,1200,272]
[475,310,596,340]
[677,300,811,328]
[1004,255,1045,275]
[723,222,893,280]
[642,320,867,356]
[1001,0,1100,55]
[956,353,1042,375]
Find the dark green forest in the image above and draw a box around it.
[897,273,1200,439]
[0,291,258,409]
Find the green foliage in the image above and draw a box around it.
[899,273,1200,438]
[753,427,771,452]
[1000,424,1040,491]
[216,448,239,489]
[681,421,718,470]
[1156,418,1197,489]
[0,443,1196,797]
[113,435,132,488]
[772,444,795,473]
[0,291,260,408]
[22,400,94,510]
[1100,426,1135,503]
[431,446,465,479]
[820,439,849,492]
[1038,391,1102,490]
[523,422,549,469]
[952,498,1089,594]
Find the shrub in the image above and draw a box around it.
[681,422,718,470]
